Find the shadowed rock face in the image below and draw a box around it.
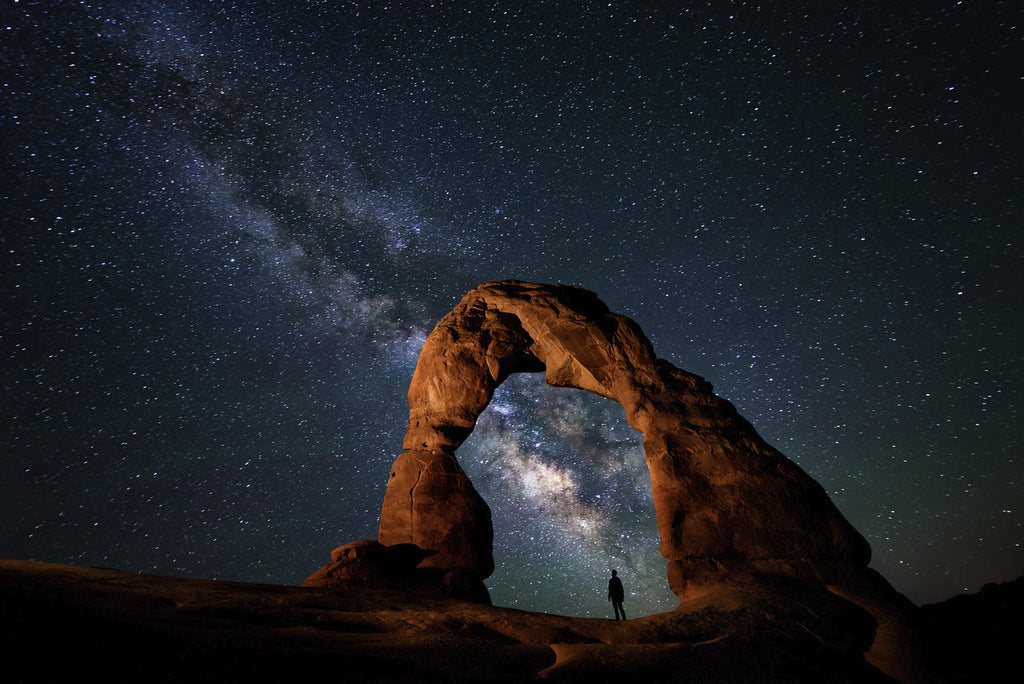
[378,280,871,592]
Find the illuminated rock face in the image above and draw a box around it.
[378,280,870,592]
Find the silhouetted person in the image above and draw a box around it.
[608,569,626,620]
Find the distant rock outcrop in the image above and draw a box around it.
[920,576,1024,681]
[378,280,870,588]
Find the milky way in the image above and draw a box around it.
[3,1,1021,617]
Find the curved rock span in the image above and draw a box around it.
[378,280,871,595]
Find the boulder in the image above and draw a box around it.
[303,539,438,585]
[303,539,490,602]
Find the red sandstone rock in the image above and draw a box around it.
[378,280,871,587]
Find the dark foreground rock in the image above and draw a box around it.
[1,559,915,683]
[919,576,1023,683]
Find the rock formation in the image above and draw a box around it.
[308,280,929,681]
[378,280,870,591]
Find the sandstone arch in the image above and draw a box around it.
[378,280,870,596]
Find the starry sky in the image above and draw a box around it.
[3,1,1021,619]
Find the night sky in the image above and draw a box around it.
[4,1,1021,619]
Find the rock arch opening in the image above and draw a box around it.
[378,281,870,602]
[456,373,678,616]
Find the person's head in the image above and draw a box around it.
[611,570,617,577]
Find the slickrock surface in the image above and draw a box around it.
[1,559,910,683]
